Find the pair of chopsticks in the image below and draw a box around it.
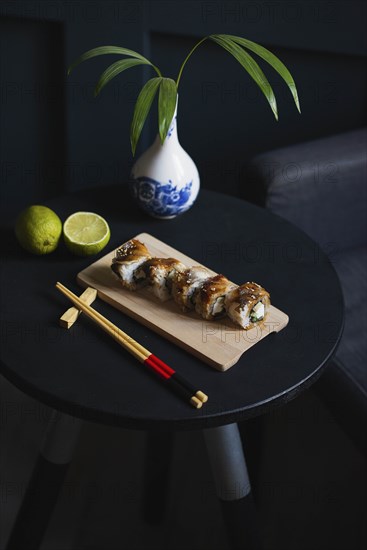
[56,282,208,409]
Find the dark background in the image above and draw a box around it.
[1,3,366,550]
[1,0,366,214]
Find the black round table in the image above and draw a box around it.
[1,186,344,550]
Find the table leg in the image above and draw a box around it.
[239,416,265,502]
[5,410,82,550]
[203,423,263,550]
[142,430,174,524]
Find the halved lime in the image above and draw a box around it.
[63,212,110,256]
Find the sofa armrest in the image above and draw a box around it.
[249,128,367,251]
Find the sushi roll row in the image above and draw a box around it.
[111,239,270,330]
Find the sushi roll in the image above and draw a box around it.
[225,281,270,330]
[195,274,237,320]
[111,239,151,290]
[172,266,211,311]
[135,258,186,301]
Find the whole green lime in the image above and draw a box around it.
[15,205,62,255]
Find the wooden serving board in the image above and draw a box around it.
[77,233,289,371]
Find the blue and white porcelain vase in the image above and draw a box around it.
[130,98,200,219]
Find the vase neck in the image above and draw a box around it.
[155,95,179,147]
[166,106,178,143]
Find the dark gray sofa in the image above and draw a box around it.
[248,128,367,454]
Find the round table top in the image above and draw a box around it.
[0,186,344,430]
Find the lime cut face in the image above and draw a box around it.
[63,212,110,256]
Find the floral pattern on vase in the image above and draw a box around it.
[130,176,193,218]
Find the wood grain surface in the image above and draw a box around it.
[77,233,289,371]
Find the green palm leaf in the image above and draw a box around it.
[222,34,301,113]
[158,78,177,144]
[94,58,150,97]
[210,35,278,120]
[67,45,161,77]
[130,77,162,156]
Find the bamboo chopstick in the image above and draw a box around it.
[56,282,208,408]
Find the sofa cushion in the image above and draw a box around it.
[252,128,367,251]
[332,247,367,397]
[249,129,367,452]
[318,246,367,454]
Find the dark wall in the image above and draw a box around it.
[1,0,366,214]
[0,16,66,208]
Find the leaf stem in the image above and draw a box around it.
[152,64,162,77]
[176,36,209,88]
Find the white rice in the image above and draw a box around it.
[113,257,148,289]
[148,268,171,302]
[226,301,251,329]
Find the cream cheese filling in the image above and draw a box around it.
[250,301,264,321]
